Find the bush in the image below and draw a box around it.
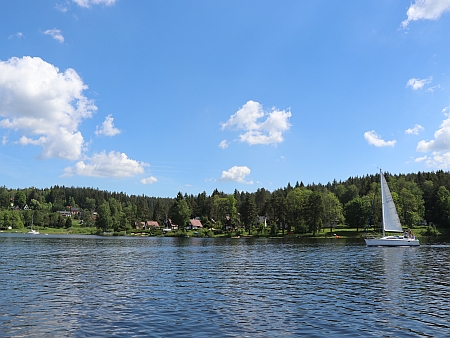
[422,225,438,237]
[165,230,187,237]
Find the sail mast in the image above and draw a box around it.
[380,169,385,237]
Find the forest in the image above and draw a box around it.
[1,170,450,237]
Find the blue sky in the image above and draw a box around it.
[2,0,450,197]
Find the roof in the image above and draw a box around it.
[190,219,202,227]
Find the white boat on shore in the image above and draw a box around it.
[365,170,419,247]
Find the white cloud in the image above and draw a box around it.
[416,115,450,152]
[17,135,45,146]
[95,114,121,136]
[55,3,69,12]
[221,100,292,146]
[0,56,97,160]
[72,0,117,8]
[2,135,7,146]
[218,166,253,184]
[406,77,432,90]
[414,155,428,163]
[405,124,424,135]
[8,32,24,40]
[63,151,148,177]
[44,29,64,43]
[364,130,396,147]
[141,176,158,185]
[414,113,450,168]
[402,0,450,28]
[218,140,228,149]
[415,151,450,168]
[426,84,441,92]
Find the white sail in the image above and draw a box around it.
[381,172,403,233]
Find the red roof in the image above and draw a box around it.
[190,219,202,227]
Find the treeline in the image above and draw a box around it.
[2,170,450,234]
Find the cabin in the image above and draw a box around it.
[187,219,203,230]
[147,221,160,228]
[57,211,72,217]
[70,207,80,216]
[257,216,268,226]
[134,221,160,230]
[162,219,178,232]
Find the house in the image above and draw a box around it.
[134,220,160,230]
[162,218,178,231]
[224,215,233,231]
[146,221,160,229]
[187,219,203,230]
[257,216,267,226]
[57,211,72,217]
[70,207,80,216]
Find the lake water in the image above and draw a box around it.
[0,233,449,337]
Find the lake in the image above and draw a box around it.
[0,233,449,337]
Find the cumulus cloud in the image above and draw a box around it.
[95,114,121,136]
[416,115,450,152]
[72,0,117,8]
[221,100,292,146]
[63,151,148,177]
[364,130,396,147]
[414,152,450,168]
[406,124,424,135]
[141,176,158,185]
[44,29,64,43]
[218,166,253,184]
[402,0,450,28]
[414,113,450,168]
[0,56,97,160]
[17,135,45,146]
[218,140,228,149]
[406,77,432,90]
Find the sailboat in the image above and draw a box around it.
[365,170,419,247]
[26,214,40,235]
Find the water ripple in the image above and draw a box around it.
[0,235,449,337]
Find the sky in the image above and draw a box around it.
[2,0,450,198]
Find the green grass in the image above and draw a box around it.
[3,224,448,240]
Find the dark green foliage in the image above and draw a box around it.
[96,201,111,232]
[170,197,191,232]
[14,191,27,209]
[1,170,450,234]
[239,194,257,235]
[344,196,372,232]
[65,217,72,229]
[304,191,324,235]
[0,187,10,209]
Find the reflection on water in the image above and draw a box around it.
[0,234,449,337]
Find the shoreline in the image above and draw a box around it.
[1,227,448,242]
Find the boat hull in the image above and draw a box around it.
[365,237,419,247]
